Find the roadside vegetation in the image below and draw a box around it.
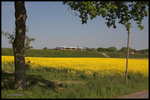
[2,61,148,98]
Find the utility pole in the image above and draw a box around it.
[125,23,131,85]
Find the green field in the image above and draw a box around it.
[1,48,148,58]
[2,48,105,57]
[2,61,148,98]
[105,52,148,58]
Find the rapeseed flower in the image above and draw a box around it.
[2,56,148,77]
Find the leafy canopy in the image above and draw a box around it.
[63,1,149,30]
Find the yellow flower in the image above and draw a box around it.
[2,56,148,77]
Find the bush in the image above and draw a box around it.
[108,47,117,52]
[97,47,108,52]
[43,47,48,50]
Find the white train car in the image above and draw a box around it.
[56,46,83,51]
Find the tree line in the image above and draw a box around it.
[85,46,148,54]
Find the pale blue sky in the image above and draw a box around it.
[2,1,149,50]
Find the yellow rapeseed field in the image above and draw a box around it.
[2,56,148,76]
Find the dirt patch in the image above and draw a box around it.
[52,79,87,84]
[114,90,149,99]
[102,52,110,58]
[60,81,86,84]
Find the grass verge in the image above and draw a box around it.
[1,61,148,99]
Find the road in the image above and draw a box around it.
[101,52,110,58]
[115,90,149,99]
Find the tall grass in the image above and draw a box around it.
[1,61,148,99]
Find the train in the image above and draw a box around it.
[56,46,83,51]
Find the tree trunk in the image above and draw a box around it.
[13,1,27,90]
[125,26,130,85]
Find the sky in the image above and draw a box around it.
[1,1,149,50]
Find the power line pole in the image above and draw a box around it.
[125,23,131,85]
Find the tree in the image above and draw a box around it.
[25,36,35,49]
[2,31,35,49]
[2,31,15,44]
[118,47,135,53]
[125,23,130,85]
[108,46,117,52]
[119,47,129,53]
[137,49,148,54]
[63,1,149,85]
[97,47,117,52]
[91,48,97,52]
[43,47,48,50]
[13,1,27,90]
[63,1,148,28]
[84,47,91,51]
[97,47,108,52]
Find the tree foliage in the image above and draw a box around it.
[63,1,149,29]
[118,47,136,53]
[136,49,148,54]
[97,46,117,52]
[97,47,108,52]
[2,28,35,49]
[25,36,35,49]
[2,31,15,44]
[43,47,48,50]
[108,46,117,52]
